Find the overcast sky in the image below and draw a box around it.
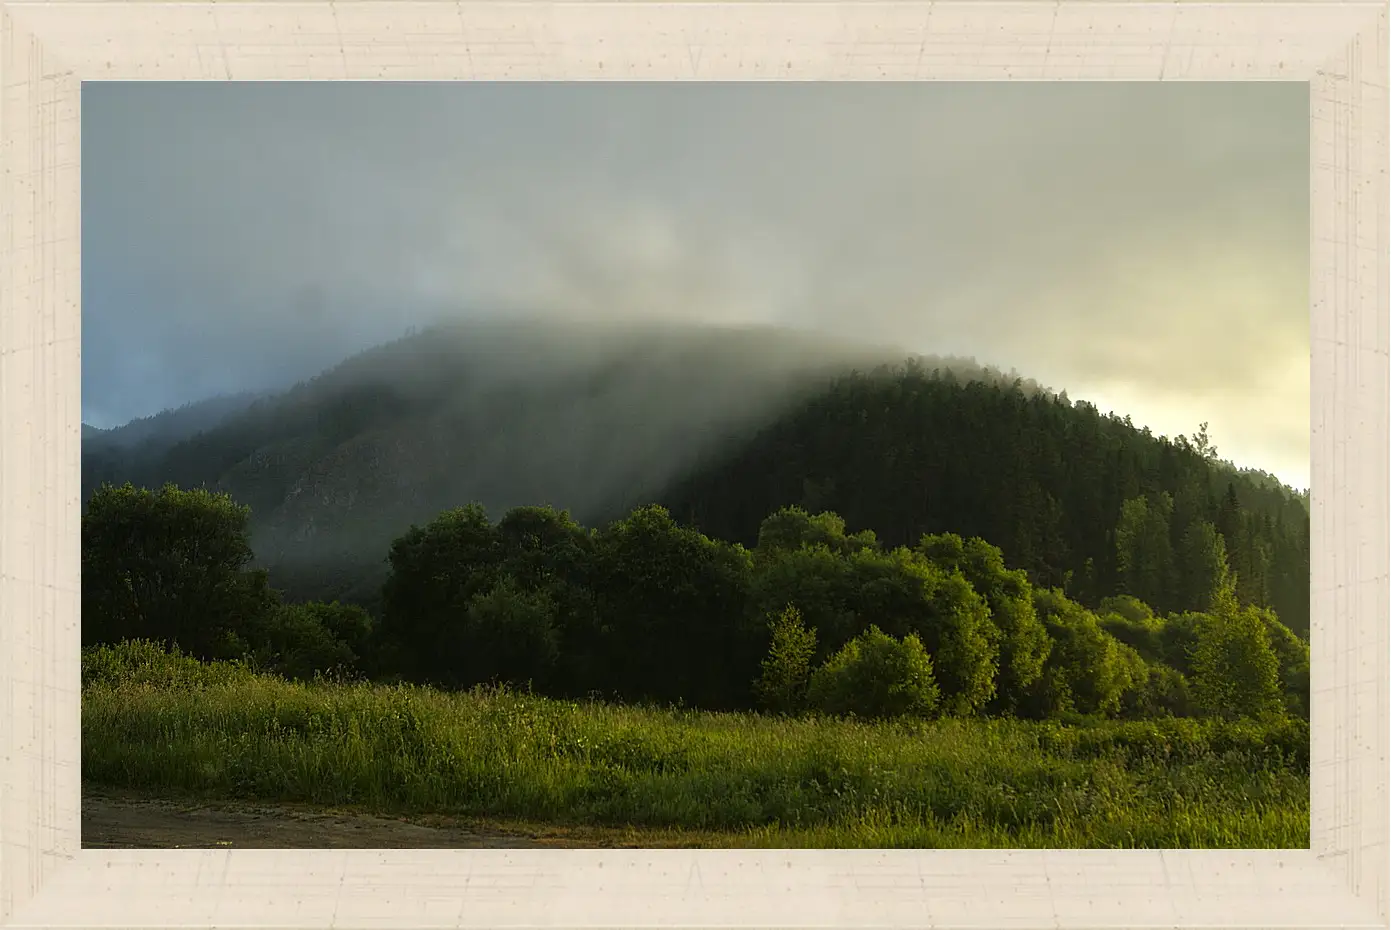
[83,81,1309,487]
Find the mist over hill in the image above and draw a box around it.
[81,319,948,591]
[81,317,1308,631]
[84,391,266,453]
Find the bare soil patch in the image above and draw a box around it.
[81,790,685,849]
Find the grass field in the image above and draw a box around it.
[81,643,1310,849]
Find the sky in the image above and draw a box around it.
[82,81,1309,488]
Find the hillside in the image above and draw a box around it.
[659,365,1310,633]
[83,392,268,497]
[83,391,265,454]
[82,320,924,599]
[81,319,1309,631]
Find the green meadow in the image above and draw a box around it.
[83,642,1308,849]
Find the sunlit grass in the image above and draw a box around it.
[81,643,1309,848]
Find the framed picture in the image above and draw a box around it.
[2,2,1385,928]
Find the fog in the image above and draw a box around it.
[241,319,915,568]
[83,81,1309,487]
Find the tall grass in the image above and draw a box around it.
[82,642,1309,848]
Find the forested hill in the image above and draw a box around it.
[659,363,1310,635]
[81,320,919,593]
[83,391,265,454]
[81,320,1309,634]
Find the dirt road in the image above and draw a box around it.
[82,792,665,849]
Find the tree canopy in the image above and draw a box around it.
[83,482,1309,727]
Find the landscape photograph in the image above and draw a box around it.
[80,80,1311,849]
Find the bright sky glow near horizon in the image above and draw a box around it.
[82,81,1310,489]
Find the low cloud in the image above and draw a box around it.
[82,81,1308,485]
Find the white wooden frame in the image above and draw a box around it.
[1,2,1385,928]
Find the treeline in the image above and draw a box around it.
[659,363,1311,635]
[82,482,1308,725]
[80,340,1311,644]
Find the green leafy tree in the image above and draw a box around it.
[806,626,941,719]
[1097,616,1163,664]
[495,505,601,694]
[917,533,1049,713]
[845,546,998,715]
[749,543,863,656]
[81,482,278,659]
[1025,588,1140,717]
[496,505,593,588]
[1188,594,1285,720]
[591,505,757,707]
[379,503,504,685]
[751,537,997,716]
[1238,535,1274,610]
[753,605,818,714]
[755,506,878,559]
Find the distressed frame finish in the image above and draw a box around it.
[1,1,1386,928]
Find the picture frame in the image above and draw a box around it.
[2,2,1385,927]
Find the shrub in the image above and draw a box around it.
[82,639,257,690]
[305,601,375,659]
[806,626,940,719]
[1121,662,1194,718]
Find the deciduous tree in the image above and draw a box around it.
[81,482,277,659]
